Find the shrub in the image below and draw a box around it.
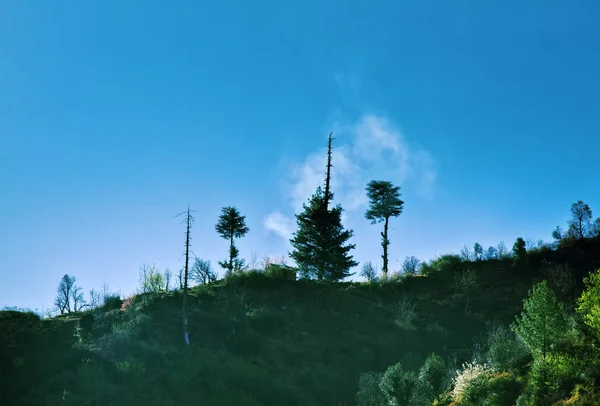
[418,353,448,396]
[482,322,530,374]
[458,371,522,406]
[452,361,493,401]
[103,294,122,310]
[424,254,463,275]
[393,296,418,331]
[265,264,297,281]
[577,269,600,341]
[379,362,419,406]
[525,351,590,404]
[356,372,385,406]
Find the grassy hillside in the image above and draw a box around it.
[2,239,600,405]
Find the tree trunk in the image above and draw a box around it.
[182,208,191,346]
[229,236,234,274]
[382,216,390,278]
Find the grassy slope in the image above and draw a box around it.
[2,240,599,405]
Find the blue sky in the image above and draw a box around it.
[1,1,599,311]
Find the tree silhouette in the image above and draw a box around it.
[485,246,497,260]
[473,243,483,261]
[512,237,528,270]
[215,206,249,276]
[365,180,404,279]
[190,258,216,284]
[290,187,357,280]
[54,274,86,314]
[567,200,593,239]
[401,256,420,276]
[175,206,195,346]
[289,133,357,281]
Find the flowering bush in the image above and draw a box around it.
[452,361,493,401]
[121,295,136,312]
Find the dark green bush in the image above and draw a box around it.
[265,264,297,280]
[418,353,448,396]
[379,362,419,406]
[356,372,385,406]
[482,323,531,374]
[102,294,122,310]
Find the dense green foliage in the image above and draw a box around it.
[215,206,250,275]
[511,280,570,359]
[290,186,358,281]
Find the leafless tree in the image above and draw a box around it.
[88,289,101,309]
[175,206,195,346]
[164,268,172,291]
[360,261,377,282]
[178,268,184,290]
[72,285,86,312]
[460,245,472,262]
[496,241,508,259]
[55,274,74,314]
[247,251,260,270]
[54,274,86,314]
[190,257,216,285]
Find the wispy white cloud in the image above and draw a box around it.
[264,211,295,241]
[264,114,437,240]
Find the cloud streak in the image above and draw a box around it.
[264,114,436,241]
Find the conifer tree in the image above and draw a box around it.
[289,133,357,281]
[511,280,569,359]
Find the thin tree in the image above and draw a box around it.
[365,180,404,279]
[324,132,334,211]
[215,206,250,276]
[453,269,478,313]
[567,200,593,239]
[360,261,377,283]
[460,245,472,262]
[175,206,195,346]
[496,241,508,259]
[473,242,483,261]
[164,268,172,291]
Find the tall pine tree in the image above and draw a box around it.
[289,133,357,281]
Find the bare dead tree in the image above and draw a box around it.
[89,289,101,309]
[164,268,172,291]
[175,206,195,346]
[55,274,74,314]
[54,274,86,314]
[190,257,216,285]
[72,285,86,312]
[178,268,184,290]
